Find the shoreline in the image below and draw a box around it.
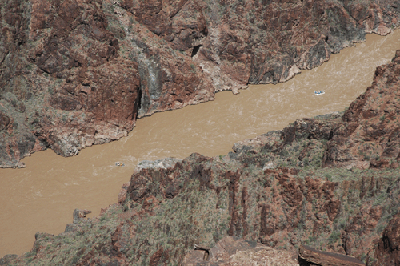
[2,29,397,170]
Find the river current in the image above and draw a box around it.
[1,31,400,256]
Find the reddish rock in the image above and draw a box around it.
[371,214,400,266]
[1,0,400,167]
[298,245,364,266]
[324,50,400,169]
[0,112,10,131]
[118,182,130,204]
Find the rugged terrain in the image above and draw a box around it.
[1,0,400,167]
[2,46,400,265]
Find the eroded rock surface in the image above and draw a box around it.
[324,50,400,170]
[2,53,400,264]
[0,1,400,265]
[1,0,400,166]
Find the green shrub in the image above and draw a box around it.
[328,231,341,244]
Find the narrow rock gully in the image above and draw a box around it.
[1,31,400,257]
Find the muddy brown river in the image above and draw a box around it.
[1,31,400,257]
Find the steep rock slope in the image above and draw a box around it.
[2,49,400,265]
[1,0,400,167]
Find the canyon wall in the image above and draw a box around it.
[1,0,400,167]
[2,48,400,265]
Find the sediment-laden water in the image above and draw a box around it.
[1,31,400,256]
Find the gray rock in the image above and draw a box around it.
[136,157,182,171]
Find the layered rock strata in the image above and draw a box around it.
[2,51,400,265]
[1,0,400,167]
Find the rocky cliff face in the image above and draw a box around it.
[2,49,400,265]
[1,0,399,167]
[370,213,400,266]
[325,50,400,170]
[182,236,299,265]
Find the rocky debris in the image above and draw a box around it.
[183,236,298,265]
[298,245,364,266]
[2,0,400,167]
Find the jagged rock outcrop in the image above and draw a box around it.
[324,50,400,169]
[1,0,400,167]
[369,214,400,266]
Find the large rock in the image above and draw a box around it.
[298,245,364,266]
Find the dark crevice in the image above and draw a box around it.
[40,67,51,74]
[191,45,201,58]
[133,87,143,120]
[328,130,334,140]
[298,256,322,266]
[137,87,142,110]
[193,245,210,261]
